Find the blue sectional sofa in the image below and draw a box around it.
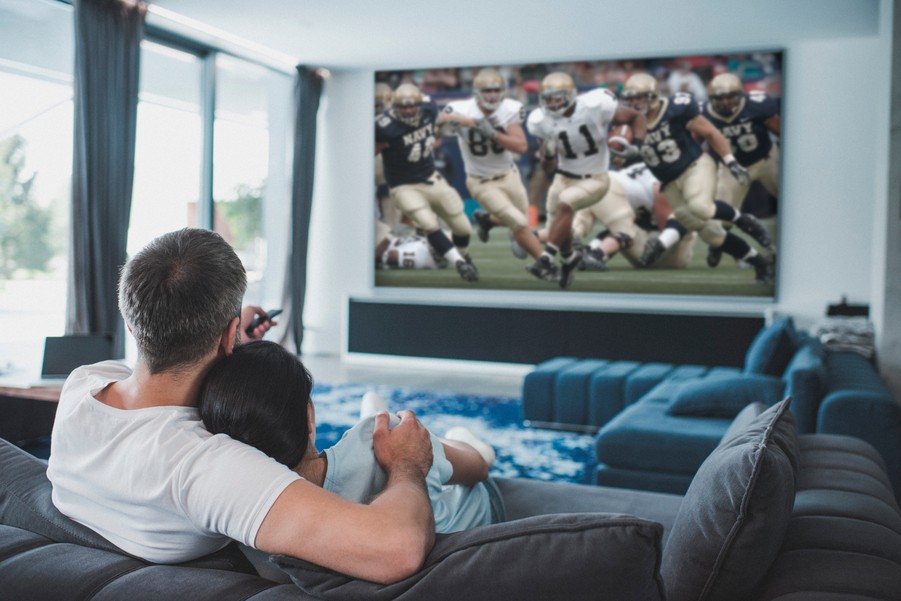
[522,317,901,499]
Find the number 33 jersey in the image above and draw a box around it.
[443,98,525,178]
[526,88,618,176]
[375,102,439,187]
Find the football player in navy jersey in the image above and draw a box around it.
[702,73,780,267]
[375,83,480,282]
[619,73,774,285]
[525,72,647,289]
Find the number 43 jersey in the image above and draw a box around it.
[443,98,525,179]
[526,88,618,176]
[375,102,439,187]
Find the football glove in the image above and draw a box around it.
[475,117,497,140]
[608,138,641,160]
[543,138,557,160]
[726,159,750,186]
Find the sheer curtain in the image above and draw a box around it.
[282,66,324,354]
[68,0,145,357]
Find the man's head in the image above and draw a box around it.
[118,228,246,374]
[199,340,314,469]
[539,72,576,117]
[473,68,505,112]
[621,73,661,116]
[708,73,744,117]
[392,83,424,126]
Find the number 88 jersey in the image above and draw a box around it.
[638,93,704,185]
[444,98,524,179]
[526,88,618,176]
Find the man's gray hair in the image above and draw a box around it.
[118,228,247,374]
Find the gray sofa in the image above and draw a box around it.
[2,398,901,600]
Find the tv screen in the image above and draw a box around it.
[373,51,782,299]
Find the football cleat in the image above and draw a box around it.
[558,250,582,289]
[455,257,479,282]
[747,253,775,285]
[706,245,723,268]
[526,255,559,282]
[735,213,773,250]
[473,209,494,243]
[638,237,666,267]
[582,248,608,272]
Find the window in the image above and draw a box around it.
[0,0,74,371]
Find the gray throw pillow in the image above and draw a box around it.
[273,513,666,601]
[661,398,799,601]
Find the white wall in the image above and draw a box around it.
[301,0,895,373]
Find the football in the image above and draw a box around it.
[607,124,633,152]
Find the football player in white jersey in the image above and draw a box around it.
[574,163,695,270]
[525,72,647,288]
[442,68,548,276]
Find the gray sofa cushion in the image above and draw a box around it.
[273,513,666,601]
[666,374,784,418]
[661,398,799,601]
[0,437,255,574]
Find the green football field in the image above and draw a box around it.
[375,220,776,298]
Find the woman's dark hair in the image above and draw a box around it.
[199,340,313,468]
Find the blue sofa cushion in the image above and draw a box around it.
[744,317,799,376]
[666,374,785,418]
[273,513,665,601]
[661,398,799,601]
[782,341,826,434]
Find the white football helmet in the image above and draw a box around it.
[392,83,423,126]
[539,72,577,117]
[375,82,393,115]
[473,68,505,112]
[621,73,661,115]
[708,73,744,117]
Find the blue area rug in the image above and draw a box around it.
[311,382,597,484]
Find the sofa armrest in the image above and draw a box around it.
[817,389,901,501]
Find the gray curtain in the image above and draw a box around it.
[68,0,145,357]
[285,66,324,354]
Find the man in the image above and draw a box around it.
[701,72,780,267]
[442,68,550,278]
[47,228,436,584]
[619,72,775,284]
[525,72,647,288]
[375,82,479,282]
[576,162,695,270]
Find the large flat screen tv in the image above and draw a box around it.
[373,51,782,299]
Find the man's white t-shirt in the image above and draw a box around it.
[47,361,301,564]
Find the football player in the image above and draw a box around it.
[576,162,695,270]
[442,68,549,277]
[373,82,404,235]
[701,72,780,267]
[375,82,480,282]
[619,73,774,285]
[525,72,647,288]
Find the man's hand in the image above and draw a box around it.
[372,410,433,479]
[726,158,750,186]
[475,117,497,140]
[240,305,276,341]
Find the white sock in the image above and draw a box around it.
[360,391,388,420]
[444,426,496,468]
